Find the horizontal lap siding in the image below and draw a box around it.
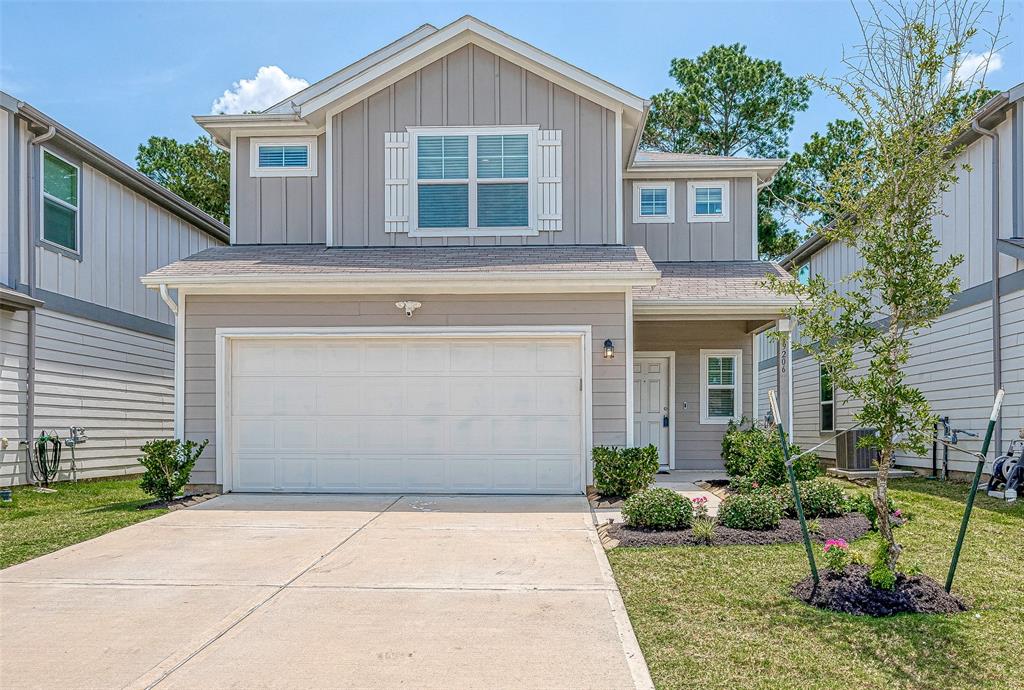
[634,320,753,470]
[183,293,627,485]
[0,309,174,486]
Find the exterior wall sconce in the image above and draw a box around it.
[603,339,615,359]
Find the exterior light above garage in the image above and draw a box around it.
[603,339,615,359]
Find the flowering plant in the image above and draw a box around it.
[690,495,710,520]
[822,538,851,572]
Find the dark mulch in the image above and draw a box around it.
[793,564,968,616]
[608,512,871,547]
[139,493,219,511]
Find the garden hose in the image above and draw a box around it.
[32,431,62,487]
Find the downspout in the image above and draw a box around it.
[24,125,55,482]
[159,283,178,315]
[972,118,1001,455]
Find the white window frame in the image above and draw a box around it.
[408,126,538,237]
[249,137,318,177]
[819,363,835,433]
[40,147,82,255]
[700,349,743,425]
[687,180,730,224]
[632,181,675,223]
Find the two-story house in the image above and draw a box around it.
[1,92,228,486]
[757,83,1024,477]
[144,17,796,495]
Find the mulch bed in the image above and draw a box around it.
[139,493,219,511]
[793,564,968,616]
[608,512,871,547]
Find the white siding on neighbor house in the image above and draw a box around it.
[0,108,10,286]
[0,308,174,486]
[183,293,628,488]
[634,320,754,471]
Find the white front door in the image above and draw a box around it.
[226,335,585,494]
[633,355,671,468]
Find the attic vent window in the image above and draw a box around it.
[250,137,317,177]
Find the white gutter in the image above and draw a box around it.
[29,125,56,145]
[158,283,178,315]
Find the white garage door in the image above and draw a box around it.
[227,335,584,493]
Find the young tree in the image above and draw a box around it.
[136,136,229,223]
[768,0,1003,576]
[642,44,811,258]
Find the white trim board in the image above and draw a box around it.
[634,350,676,469]
[213,325,595,493]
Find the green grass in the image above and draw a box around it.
[0,478,167,569]
[609,478,1024,690]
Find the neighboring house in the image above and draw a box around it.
[0,92,228,486]
[143,16,795,495]
[757,83,1024,475]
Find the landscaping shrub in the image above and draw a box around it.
[721,420,820,486]
[592,445,659,498]
[728,476,762,494]
[822,538,851,572]
[798,478,847,517]
[717,492,782,531]
[691,516,717,545]
[868,540,897,590]
[139,438,208,502]
[622,487,693,530]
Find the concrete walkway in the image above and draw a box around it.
[0,494,652,690]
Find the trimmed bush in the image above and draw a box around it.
[139,438,209,502]
[728,476,763,494]
[718,492,782,531]
[768,478,848,518]
[593,445,659,498]
[622,487,693,530]
[721,420,821,486]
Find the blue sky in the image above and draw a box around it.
[1,1,1020,166]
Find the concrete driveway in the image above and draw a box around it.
[0,494,651,689]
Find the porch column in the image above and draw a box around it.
[775,318,793,431]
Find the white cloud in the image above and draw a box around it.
[210,66,309,114]
[947,50,1003,86]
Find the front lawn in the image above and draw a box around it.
[0,478,167,569]
[609,478,1024,690]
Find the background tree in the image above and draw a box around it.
[768,0,1003,580]
[136,136,229,224]
[642,44,811,258]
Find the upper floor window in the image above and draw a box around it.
[632,182,675,223]
[687,180,730,223]
[410,127,536,237]
[41,149,80,253]
[700,349,742,424]
[250,137,317,177]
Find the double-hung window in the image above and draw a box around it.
[632,182,675,223]
[250,137,317,177]
[701,349,742,424]
[41,149,80,253]
[687,180,730,223]
[412,128,534,236]
[820,365,835,432]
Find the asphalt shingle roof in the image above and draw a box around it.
[633,261,794,303]
[143,244,658,281]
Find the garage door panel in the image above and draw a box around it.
[229,336,584,494]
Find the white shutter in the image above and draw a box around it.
[384,132,410,233]
[537,130,562,232]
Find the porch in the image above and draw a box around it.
[629,261,797,472]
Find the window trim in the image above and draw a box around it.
[408,125,538,237]
[39,147,82,256]
[686,180,731,224]
[249,137,318,177]
[819,364,835,433]
[700,348,743,425]
[632,181,675,223]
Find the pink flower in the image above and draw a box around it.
[893,509,902,518]
[823,539,849,552]
[691,496,708,505]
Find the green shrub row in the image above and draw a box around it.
[721,418,821,486]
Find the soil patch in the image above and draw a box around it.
[793,564,968,616]
[609,512,871,547]
[139,493,219,511]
